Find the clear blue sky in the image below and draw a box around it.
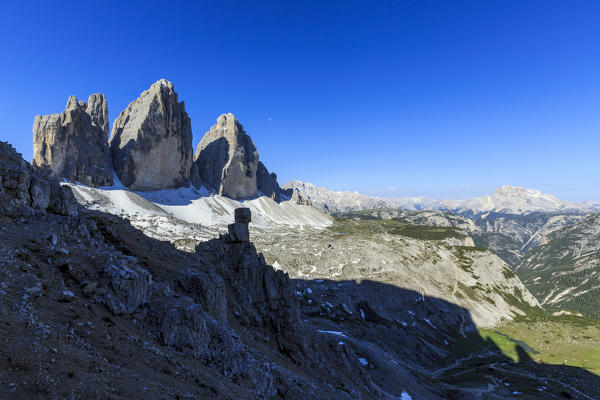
[1,1,599,201]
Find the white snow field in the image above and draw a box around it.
[66,176,332,236]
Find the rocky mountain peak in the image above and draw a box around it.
[109,79,193,191]
[65,95,86,111]
[491,185,554,201]
[32,94,113,187]
[191,112,282,200]
[151,78,174,90]
[192,112,258,199]
[493,185,528,197]
[86,93,109,138]
[192,113,280,200]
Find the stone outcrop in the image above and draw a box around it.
[257,161,281,201]
[102,262,152,315]
[178,267,227,322]
[282,187,312,206]
[227,207,251,242]
[0,141,78,216]
[196,208,305,358]
[192,113,262,199]
[109,79,193,191]
[32,94,113,187]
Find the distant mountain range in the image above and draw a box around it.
[283,181,600,216]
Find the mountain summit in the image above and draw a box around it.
[440,185,571,215]
[284,181,600,215]
[109,79,194,191]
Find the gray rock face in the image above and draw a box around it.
[109,79,193,191]
[178,267,227,322]
[192,113,259,199]
[32,95,113,187]
[282,187,312,206]
[0,141,78,217]
[257,161,281,201]
[102,262,152,315]
[227,207,251,242]
[86,93,110,138]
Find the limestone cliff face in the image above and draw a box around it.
[257,161,281,201]
[192,113,259,199]
[86,93,110,138]
[109,79,193,191]
[32,94,113,187]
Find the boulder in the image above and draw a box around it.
[235,207,251,223]
[102,262,152,315]
[47,184,79,217]
[192,113,259,199]
[32,94,113,187]
[109,79,193,190]
[0,141,78,217]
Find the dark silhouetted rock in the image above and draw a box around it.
[1,141,78,217]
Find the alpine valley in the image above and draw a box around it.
[0,79,598,400]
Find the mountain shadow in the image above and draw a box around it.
[0,205,598,399]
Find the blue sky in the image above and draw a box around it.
[1,1,599,201]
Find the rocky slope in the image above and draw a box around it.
[109,79,194,191]
[329,208,586,269]
[285,182,597,269]
[470,212,587,267]
[33,95,113,187]
[256,216,540,328]
[3,141,599,398]
[517,213,600,320]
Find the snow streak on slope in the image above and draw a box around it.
[67,177,332,235]
[139,187,333,228]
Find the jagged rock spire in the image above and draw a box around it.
[109,79,193,191]
[32,94,113,187]
[192,113,281,200]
